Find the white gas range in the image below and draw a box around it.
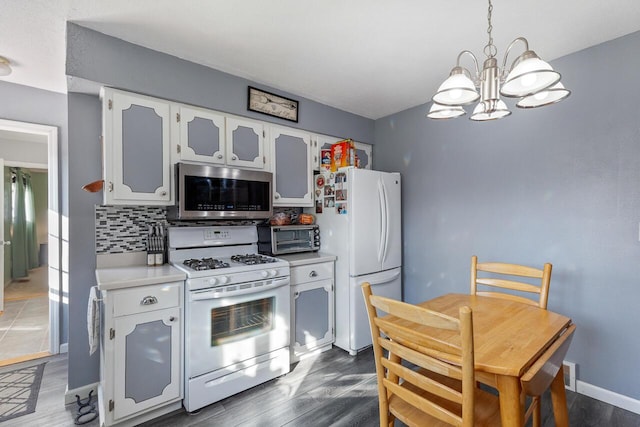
[168,225,291,413]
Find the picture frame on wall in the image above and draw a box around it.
[248,86,299,122]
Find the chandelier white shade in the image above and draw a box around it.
[428,0,569,122]
[470,99,511,121]
[516,82,571,108]
[427,102,466,120]
[0,56,11,77]
[432,67,479,106]
[501,51,561,97]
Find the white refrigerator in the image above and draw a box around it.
[310,168,402,355]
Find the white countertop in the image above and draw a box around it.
[96,264,186,291]
[279,252,337,267]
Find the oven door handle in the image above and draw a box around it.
[190,277,290,301]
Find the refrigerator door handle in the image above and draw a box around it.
[377,180,386,263]
[366,269,401,286]
[381,179,390,265]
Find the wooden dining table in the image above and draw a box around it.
[388,293,573,427]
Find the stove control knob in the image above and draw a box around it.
[261,270,269,278]
[270,269,277,277]
[219,276,229,284]
[208,277,218,286]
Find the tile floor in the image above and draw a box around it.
[0,296,49,360]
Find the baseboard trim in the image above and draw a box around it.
[577,380,640,414]
[59,343,68,354]
[65,381,99,405]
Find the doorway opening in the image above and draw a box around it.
[0,119,60,367]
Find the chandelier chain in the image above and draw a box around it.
[484,0,497,58]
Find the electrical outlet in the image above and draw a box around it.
[563,361,576,391]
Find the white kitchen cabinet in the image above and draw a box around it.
[315,135,373,170]
[313,134,342,170]
[226,117,268,170]
[289,259,335,362]
[172,104,226,165]
[101,88,173,205]
[172,106,269,171]
[270,125,313,206]
[99,281,183,426]
[353,141,373,170]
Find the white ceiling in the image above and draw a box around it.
[2,0,640,119]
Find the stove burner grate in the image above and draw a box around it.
[183,257,230,271]
[230,254,278,265]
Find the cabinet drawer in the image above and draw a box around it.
[112,282,181,317]
[291,262,333,284]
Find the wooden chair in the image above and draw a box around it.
[361,282,501,427]
[521,323,576,427]
[471,255,560,427]
[470,255,552,309]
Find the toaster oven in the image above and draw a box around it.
[257,225,320,256]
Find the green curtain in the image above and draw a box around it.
[11,168,39,279]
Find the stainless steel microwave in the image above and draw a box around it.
[167,163,273,220]
[257,225,320,256]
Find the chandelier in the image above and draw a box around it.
[427,0,570,121]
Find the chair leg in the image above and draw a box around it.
[532,396,541,427]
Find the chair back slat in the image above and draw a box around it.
[375,317,462,356]
[378,337,464,382]
[476,261,544,278]
[471,255,552,309]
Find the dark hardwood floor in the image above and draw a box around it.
[5,347,640,426]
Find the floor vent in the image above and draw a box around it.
[563,361,576,391]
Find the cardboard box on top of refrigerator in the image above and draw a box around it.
[320,149,331,171]
[330,139,355,172]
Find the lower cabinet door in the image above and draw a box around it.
[112,307,181,421]
[292,279,334,358]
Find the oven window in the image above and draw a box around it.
[210,297,274,346]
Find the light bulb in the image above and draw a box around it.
[521,73,537,87]
[449,89,462,100]
[533,91,548,100]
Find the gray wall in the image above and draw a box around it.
[374,31,640,399]
[67,93,103,388]
[66,23,373,144]
[0,80,69,345]
[65,23,375,390]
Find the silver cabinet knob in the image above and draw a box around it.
[309,270,318,277]
[160,191,167,196]
[217,154,223,159]
[169,316,176,322]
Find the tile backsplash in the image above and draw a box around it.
[95,205,303,255]
[95,206,167,254]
